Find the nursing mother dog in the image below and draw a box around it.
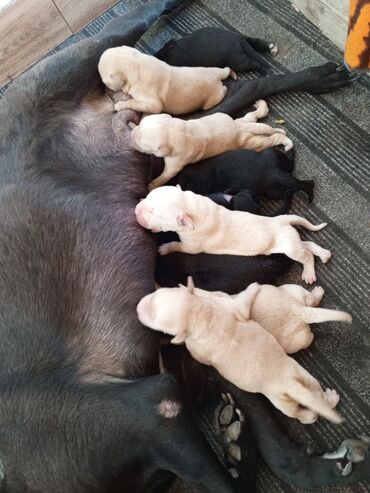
[0,0,368,491]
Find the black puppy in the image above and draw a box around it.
[156,27,275,73]
[168,148,314,209]
[156,250,293,293]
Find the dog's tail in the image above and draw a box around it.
[285,215,327,231]
[302,307,352,324]
[287,379,342,424]
[298,180,315,203]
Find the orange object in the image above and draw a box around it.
[344,0,370,70]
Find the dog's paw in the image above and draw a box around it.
[114,101,127,112]
[215,392,244,478]
[324,388,340,408]
[253,99,269,118]
[269,43,278,56]
[158,243,171,256]
[320,249,332,264]
[282,136,294,151]
[311,285,325,298]
[323,435,370,476]
[302,270,316,285]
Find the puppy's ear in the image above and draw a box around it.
[233,282,261,321]
[176,184,182,190]
[157,144,170,157]
[187,276,195,294]
[176,214,194,230]
[128,121,137,130]
[171,331,187,344]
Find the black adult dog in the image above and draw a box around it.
[167,147,314,213]
[0,1,368,492]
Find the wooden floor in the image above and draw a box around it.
[0,0,117,87]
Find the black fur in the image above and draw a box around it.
[168,147,314,207]
[156,27,272,73]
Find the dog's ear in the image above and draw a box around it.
[176,214,194,229]
[176,184,182,190]
[157,144,170,157]
[128,121,137,130]
[178,283,186,289]
[187,276,195,294]
[171,331,187,344]
[233,283,261,321]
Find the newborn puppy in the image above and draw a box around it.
[135,187,331,284]
[167,147,314,205]
[137,280,342,424]
[130,100,293,189]
[193,284,352,354]
[155,27,276,73]
[98,46,233,115]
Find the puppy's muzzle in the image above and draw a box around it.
[135,201,150,229]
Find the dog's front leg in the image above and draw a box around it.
[115,98,163,114]
[158,241,188,256]
[149,158,184,190]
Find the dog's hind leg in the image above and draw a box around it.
[187,63,354,120]
[302,241,332,264]
[305,286,325,306]
[272,234,316,284]
[222,388,370,488]
[244,36,273,53]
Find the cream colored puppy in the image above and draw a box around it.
[98,46,232,115]
[130,100,293,189]
[192,284,352,354]
[137,280,342,424]
[135,187,331,284]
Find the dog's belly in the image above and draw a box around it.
[0,93,160,380]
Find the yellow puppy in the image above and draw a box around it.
[130,100,293,189]
[137,279,342,424]
[135,187,331,284]
[98,46,232,115]
[192,284,352,354]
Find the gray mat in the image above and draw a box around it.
[1,1,369,492]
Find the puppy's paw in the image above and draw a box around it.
[269,43,278,56]
[253,99,269,118]
[325,388,340,408]
[114,101,127,112]
[312,286,325,298]
[158,244,171,256]
[282,136,294,151]
[320,249,332,264]
[302,270,316,285]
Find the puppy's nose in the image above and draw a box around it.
[135,201,149,228]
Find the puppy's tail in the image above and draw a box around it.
[287,379,343,424]
[285,215,327,231]
[302,307,352,324]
